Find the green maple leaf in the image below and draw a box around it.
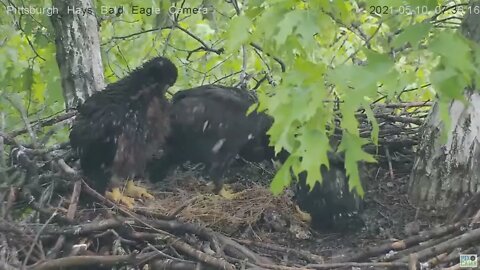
[274,10,302,46]
[225,15,252,52]
[270,154,298,195]
[392,23,432,49]
[338,132,376,196]
[429,32,474,78]
[297,128,331,190]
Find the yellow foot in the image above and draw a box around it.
[124,180,154,200]
[217,185,243,200]
[105,188,135,209]
[295,205,312,223]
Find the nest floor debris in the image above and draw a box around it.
[2,102,480,269]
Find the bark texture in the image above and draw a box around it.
[409,93,480,209]
[50,0,105,110]
[409,1,480,210]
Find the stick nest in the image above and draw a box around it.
[5,101,480,269]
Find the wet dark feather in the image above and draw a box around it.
[70,57,177,195]
[148,85,273,191]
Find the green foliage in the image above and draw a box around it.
[254,0,475,196]
[1,0,478,197]
[392,23,432,49]
[338,132,376,195]
[271,153,296,194]
[224,15,251,51]
[0,0,64,145]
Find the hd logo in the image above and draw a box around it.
[460,254,478,268]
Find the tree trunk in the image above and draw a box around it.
[409,1,480,211]
[50,0,105,110]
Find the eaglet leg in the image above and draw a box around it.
[105,180,154,209]
[218,185,245,199]
[294,205,312,223]
[105,187,135,209]
[209,158,245,200]
[123,180,154,200]
[107,132,154,208]
[105,175,136,209]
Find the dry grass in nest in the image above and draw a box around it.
[144,176,292,233]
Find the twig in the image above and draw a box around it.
[382,230,462,262]
[236,239,324,263]
[305,262,409,269]
[334,222,463,263]
[385,147,394,181]
[146,218,220,243]
[56,159,77,177]
[470,207,480,225]
[76,176,178,247]
[376,115,424,125]
[29,251,158,270]
[408,253,418,270]
[0,132,18,146]
[102,28,166,46]
[251,74,268,90]
[134,207,175,220]
[429,3,468,22]
[176,25,224,56]
[249,42,286,72]
[22,208,58,269]
[374,101,432,108]
[149,259,201,269]
[47,177,81,258]
[219,235,272,264]
[395,227,480,263]
[424,252,447,269]
[8,111,76,138]
[145,243,191,263]
[3,95,37,147]
[339,17,384,65]
[168,237,236,270]
[169,196,199,217]
[253,263,312,270]
[211,71,242,85]
[93,229,137,245]
[27,202,73,225]
[56,159,136,222]
[42,218,127,236]
[130,231,235,270]
[239,44,248,88]
[1,187,16,220]
[17,14,46,61]
[451,192,480,222]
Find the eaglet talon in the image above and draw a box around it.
[124,180,154,200]
[295,204,312,223]
[105,188,135,209]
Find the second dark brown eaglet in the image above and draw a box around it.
[148,85,272,198]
